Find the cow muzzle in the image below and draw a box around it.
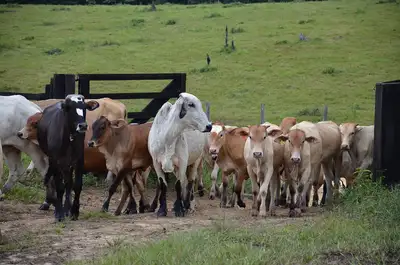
[290,152,301,164]
[76,122,88,133]
[203,124,212,133]
[341,144,350,151]
[209,149,218,160]
[88,140,95,147]
[253,152,263,158]
[17,131,24,138]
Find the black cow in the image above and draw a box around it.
[37,94,99,222]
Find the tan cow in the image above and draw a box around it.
[275,121,342,216]
[88,117,153,215]
[244,124,284,217]
[209,126,250,208]
[279,117,297,134]
[339,123,374,187]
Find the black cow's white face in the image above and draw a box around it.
[61,94,99,134]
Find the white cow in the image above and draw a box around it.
[339,123,374,185]
[148,93,212,217]
[0,95,49,199]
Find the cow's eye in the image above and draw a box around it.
[188,102,195,108]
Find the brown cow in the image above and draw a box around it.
[244,124,284,217]
[279,117,297,135]
[88,117,153,215]
[209,126,249,208]
[275,121,342,216]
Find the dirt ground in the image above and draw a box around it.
[0,187,325,265]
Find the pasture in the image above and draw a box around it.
[1,0,400,264]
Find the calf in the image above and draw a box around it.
[148,93,212,217]
[0,95,48,199]
[37,94,99,222]
[275,121,342,216]
[209,126,250,208]
[244,124,284,217]
[88,117,153,216]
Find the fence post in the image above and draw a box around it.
[53,74,66,99]
[323,105,328,121]
[205,102,211,121]
[78,75,90,98]
[65,74,76,96]
[260,103,265,124]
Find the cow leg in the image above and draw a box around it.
[229,174,238,208]
[102,168,129,213]
[234,174,247,208]
[196,159,205,197]
[279,181,288,207]
[0,146,25,196]
[116,176,130,216]
[209,163,220,200]
[135,172,151,213]
[70,158,84,221]
[149,182,160,213]
[299,166,319,213]
[248,166,259,216]
[320,180,327,206]
[268,172,279,216]
[123,173,138,215]
[220,171,229,208]
[153,162,168,217]
[321,163,335,206]
[275,176,281,207]
[53,170,65,222]
[312,182,320,207]
[63,167,74,217]
[333,155,342,201]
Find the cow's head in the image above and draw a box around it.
[279,117,297,135]
[339,122,361,151]
[274,129,319,164]
[248,124,280,159]
[175,92,212,133]
[209,126,248,161]
[61,94,99,134]
[88,116,127,147]
[17,112,43,144]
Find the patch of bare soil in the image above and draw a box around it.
[0,187,324,265]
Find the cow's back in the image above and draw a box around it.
[315,121,341,162]
[31,99,62,111]
[0,95,42,144]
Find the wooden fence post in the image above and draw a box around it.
[323,105,328,121]
[65,74,76,96]
[260,103,265,124]
[205,102,211,121]
[53,74,66,99]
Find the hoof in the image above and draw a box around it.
[102,201,110,213]
[157,206,167,217]
[149,203,158,213]
[209,194,215,200]
[301,208,306,213]
[237,200,246,208]
[251,209,259,217]
[70,204,79,221]
[139,204,151,214]
[289,209,300,218]
[270,210,277,217]
[173,200,185,217]
[312,201,318,207]
[198,185,205,197]
[39,202,50,211]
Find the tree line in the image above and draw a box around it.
[1,0,326,6]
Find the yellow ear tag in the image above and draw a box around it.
[280,140,285,145]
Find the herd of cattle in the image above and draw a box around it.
[0,93,374,222]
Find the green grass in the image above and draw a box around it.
[0,0,399,125]
[68,171,400,265]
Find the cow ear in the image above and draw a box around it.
[355,124,363,133]
[110,119,127,129]
[268,129,282,137]
[305,136,319,143]
[274,135,288,144]
[179,100,187,119]
[60,100,69,111]
[238,127,249,137]
[86,100,100,111]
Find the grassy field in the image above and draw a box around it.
[1,0,399,126]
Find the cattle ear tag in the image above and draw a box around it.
[280,140,285,145]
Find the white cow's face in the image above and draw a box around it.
[340,123,361,151]
[176,92,212,133]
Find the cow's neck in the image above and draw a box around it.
[158,111,186,151]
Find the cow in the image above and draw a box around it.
[209,126,251,209]
[339,123,374,185]
[0,95,49,200]
[244,124,284,217]
[36,94,99,222]
[17,98,127,211]
[279,117,297,134]
[148,93,212,217]
[87,117,154,216]
[274,121,342,216]
[204,121,238,200]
